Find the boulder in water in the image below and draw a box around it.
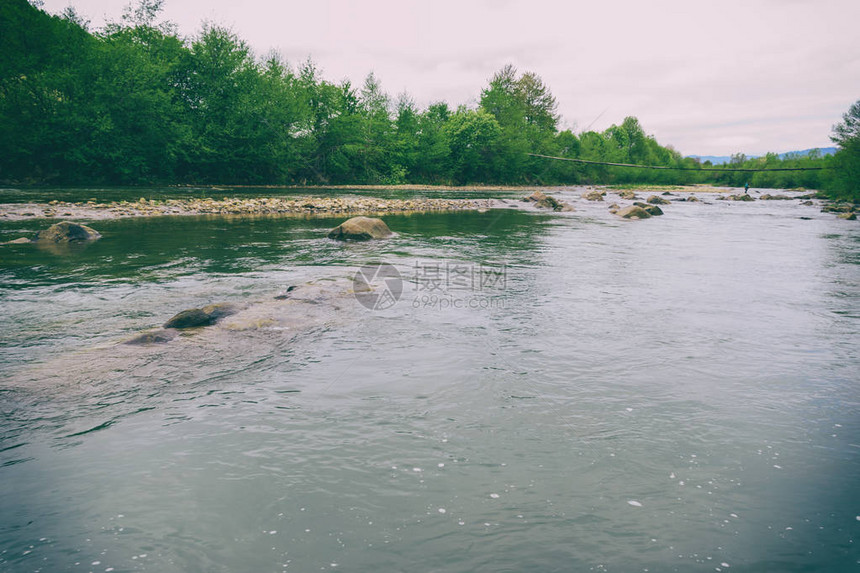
[328,216,393,240]
[35,221,101,243]
[618,190,638,200]
[837,212,857,220]
[163,302,240,329]
[582,190,605,201]
[523,191,574,211]
[615,205,652,219]
[646,195,670,205]
[634,202,664,216]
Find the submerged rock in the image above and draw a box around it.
[801,200,814,206]
[821,204,854,213]
[274,285,297,300]
[34,221,101,242]
[646,195,671,205]
[124,329,177,345]
[837,212,857,220]
[163,302,240,329]
[5,237,32,244]
[760,194,792,200]
[328,216,393,240]
[727,194,755,202]
[615,205,652,219]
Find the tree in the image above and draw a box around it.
[479,65,561,182]
[832,100,860,148]
[412,102,452,183]
[443,108,502,183]
[827,99,860,201]
[356,72,394,182]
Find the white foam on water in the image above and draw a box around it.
[721,563,730,568]
[489,493,500,499]
[628,500,643,507]
[437,463,444,468]
[438,508,446,514]
[412,468,422,472]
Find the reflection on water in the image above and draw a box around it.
[0,194,858,572]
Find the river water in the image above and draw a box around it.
[1,188,858,572]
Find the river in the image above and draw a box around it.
[1,188,858,572]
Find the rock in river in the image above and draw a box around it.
[164,303,240,329]
[328,216,393,240]
[35,221,101,242]
[124,329,178,345]
[634,202,664,216]
[615,205,652,219]
[646,195,671,205]
[582,190,606,201]
[523,191,574,211]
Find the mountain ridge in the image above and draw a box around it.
[687,147,837,165]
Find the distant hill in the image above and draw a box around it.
[687,147,837,165]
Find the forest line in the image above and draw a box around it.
[1,0,856,200]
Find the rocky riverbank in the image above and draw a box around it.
[0,196,500,221]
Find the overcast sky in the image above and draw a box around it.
[41,0,860,156]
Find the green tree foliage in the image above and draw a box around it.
[479,65,560,182]
[0,3,839,188]
[826,99,860,201]
[444,108,502,184]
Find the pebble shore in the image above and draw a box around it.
[0,196,500,221]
